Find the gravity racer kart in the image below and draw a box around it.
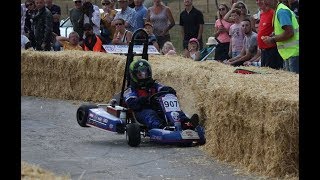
[76,29,206,147]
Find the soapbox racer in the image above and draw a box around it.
[76,29,206,147]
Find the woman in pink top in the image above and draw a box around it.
[214,3,233,61]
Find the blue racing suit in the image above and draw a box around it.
[123,82,188,129]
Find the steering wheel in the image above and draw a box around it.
[148,91,170,110]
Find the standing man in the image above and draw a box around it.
[70,0,84,45]
[256,0,283,70]
[180,0,204,55]
[112,0,137,32]
[45,0,61,51]
[262,0,299,73]
[134,0,147,30]
[45,0,61,36]
[32,0,53,51]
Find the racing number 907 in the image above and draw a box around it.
[163,100,178,108]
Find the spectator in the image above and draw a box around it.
[56,31,83,51]
[21,34,33,50]
[21,3,27,35]
[70,0,84,44]
[224,19,258,66]
[256,0,283,70]
[161,41,176,55]
[146,0,175,50]
[32,0,53,51]
[199,37,218,61]
[243,48,261,66]
[144,22,160,52]
[112,18,133,45]
[24,0,37,48]
[228,8,245,58]
[123,59,199,129]
[100,0,117,44]
[134,0,148,30]
[45,0,61,36]
[214,3,232,61]
[180,0,204,54]
[81,1,101,36]
[45,0,61,51]
[112,0,137,32]
[280,0,298,21]
[128,0,135,8]
[262,0,299,73]
[83,23,107,52]
[184,38,200,61]
[224,1,256,31]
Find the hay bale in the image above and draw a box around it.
[21,161,70,180]
[21,51,298,178]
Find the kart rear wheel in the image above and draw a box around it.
[76,104,98,127]
[198,138,206,146]
[126,123,141,147]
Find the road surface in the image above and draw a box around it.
[21,96,260,180]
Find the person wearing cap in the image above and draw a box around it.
[180,0,204,55]
[112,0,137,32]
[83,23,107,52]
[184,38,200,61]
[80,1,101,36]
[144,22,160,52]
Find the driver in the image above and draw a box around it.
[123,59,199,130]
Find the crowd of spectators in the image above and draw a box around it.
[21,0,299,73]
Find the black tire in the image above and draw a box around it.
[76,104,98,127]
[126,123,141,147]
[198,138,206,146]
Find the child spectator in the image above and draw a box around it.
[228,8,245,58]
[184,38,200,61]
[144,22,160,52]
[56,31,83,51]
[161,41,176,55]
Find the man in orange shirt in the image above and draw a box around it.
[83,23,107,52]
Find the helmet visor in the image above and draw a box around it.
[135,66,150,80]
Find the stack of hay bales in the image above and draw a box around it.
[22,161,70,180]
[21,50,298,178]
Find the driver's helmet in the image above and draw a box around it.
[129,59,153,88]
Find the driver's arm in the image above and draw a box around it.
[124,88,149,111]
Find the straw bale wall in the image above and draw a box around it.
[21,50,299,178]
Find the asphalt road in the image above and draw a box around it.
[21,96,259,180]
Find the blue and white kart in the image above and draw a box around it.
[76,90,206,147]
[76,28,205,147]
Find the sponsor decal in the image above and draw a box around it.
[170,111,180,121]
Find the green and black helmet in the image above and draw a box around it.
[129,59,153,87]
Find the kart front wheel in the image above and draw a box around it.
[76,104,98,127]
[126,123,141,147]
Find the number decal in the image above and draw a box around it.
[161,95,180,112]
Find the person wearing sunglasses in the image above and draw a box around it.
[213,3,232,61]
[112,18,133,45]
[223,1,250,23]
[24,0,37,48]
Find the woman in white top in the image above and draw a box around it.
[112,18,133,45]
